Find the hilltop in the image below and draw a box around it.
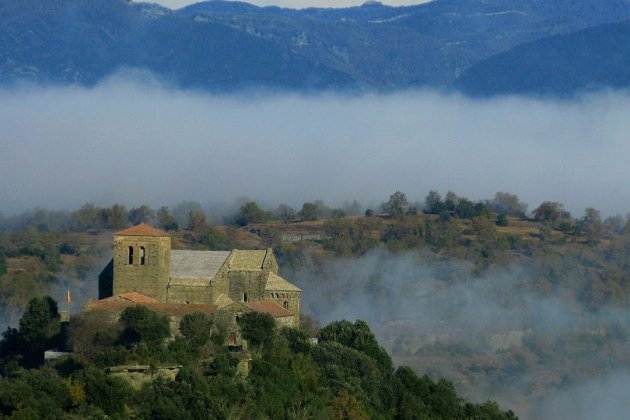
[1,192,629,416]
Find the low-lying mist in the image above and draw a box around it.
[1,74,630,217]
[285,249,630,420]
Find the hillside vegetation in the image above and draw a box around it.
[1,191,630,416]
[0,295,516,419]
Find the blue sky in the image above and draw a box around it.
[153,0,431,9]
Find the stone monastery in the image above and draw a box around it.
[89,224,301,331]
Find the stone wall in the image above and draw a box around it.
[166,283,214,304]
[112,235,171,302]
[264,291,301,326]
[262,250,279,274]
[227,271,266,303]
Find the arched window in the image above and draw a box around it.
[283,300,289,310]
[140,246,146,265]
[242,292,248,303]
[128,246,134,265]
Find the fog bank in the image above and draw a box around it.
[1,77,630,216]
[285,249,630,420]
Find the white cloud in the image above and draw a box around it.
[1,76,630,216]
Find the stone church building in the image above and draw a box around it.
[93,224,301,328]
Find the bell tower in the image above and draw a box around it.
[112,224,171,302]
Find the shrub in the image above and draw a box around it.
[179,312,213,348]
[77,367,132,415]
[237,312,275,349]
[119,306,170,346]
[318,320,392,372]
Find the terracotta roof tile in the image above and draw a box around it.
[147,303,217,316]
[118,292,160,304]
[115,223,168,237]
[86,294,217,316]
[85,300,134,312]
[246,300,293,318]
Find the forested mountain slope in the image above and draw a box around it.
[456,20,630,96]
[2,0,630,92]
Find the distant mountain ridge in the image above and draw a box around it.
[455,19,630,96]
[2,0,630,94]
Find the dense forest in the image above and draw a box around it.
[1,190,629,417]
[0,295,516,418]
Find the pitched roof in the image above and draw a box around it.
[170,250,230,281]
[146,303,217,317]
[87,291,158,307]
[228,249,268,270]
[115,223,168,237]
[214,293,235,308]
[117,291,160,304]
[265,272,302,292]
[85,294,217,316]
[246,300,293,318]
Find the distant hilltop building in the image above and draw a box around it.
[91,224,301,328]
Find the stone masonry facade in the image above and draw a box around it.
[97,224,301,327]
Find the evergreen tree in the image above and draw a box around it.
[119,306,170,346]
[157,206,178,231]
[0,251,6,277]
[18,296,61,366]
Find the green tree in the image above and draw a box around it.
[424,191,445,214]
[490,192,528,217]
[496,213,509,227]
[187,209,208,232]
[604,215,625,234]
[128,205,155,225]
[172,201,203,228]
[108,204,128,230]
[328,389,369,420]
[237,312,275,349]
[455,198,477,219]
[275,204,296,223]
[533,201,566,222]
[0,368,71,418]
[0,251,6,277]
[236,201,270,226]
[381,219,424,251]
[71,203,102,230]
[200,227,235,251]
[157,206,178,231]
[444,191,460,212]
[299,202,322,221]
[324,219,379,256]
[119,306,170,346]
[382,191,409,217]
[19,296,61,366]
[78,367,133,415]
[179,312,213,348]
[577,207,603,244]
[318,320,392,372]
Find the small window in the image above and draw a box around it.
[128,246,134,265]
[242,292,248,303]
[140,246,146,265]
[283,301,289,310]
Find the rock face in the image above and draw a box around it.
[3,0,630,94]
